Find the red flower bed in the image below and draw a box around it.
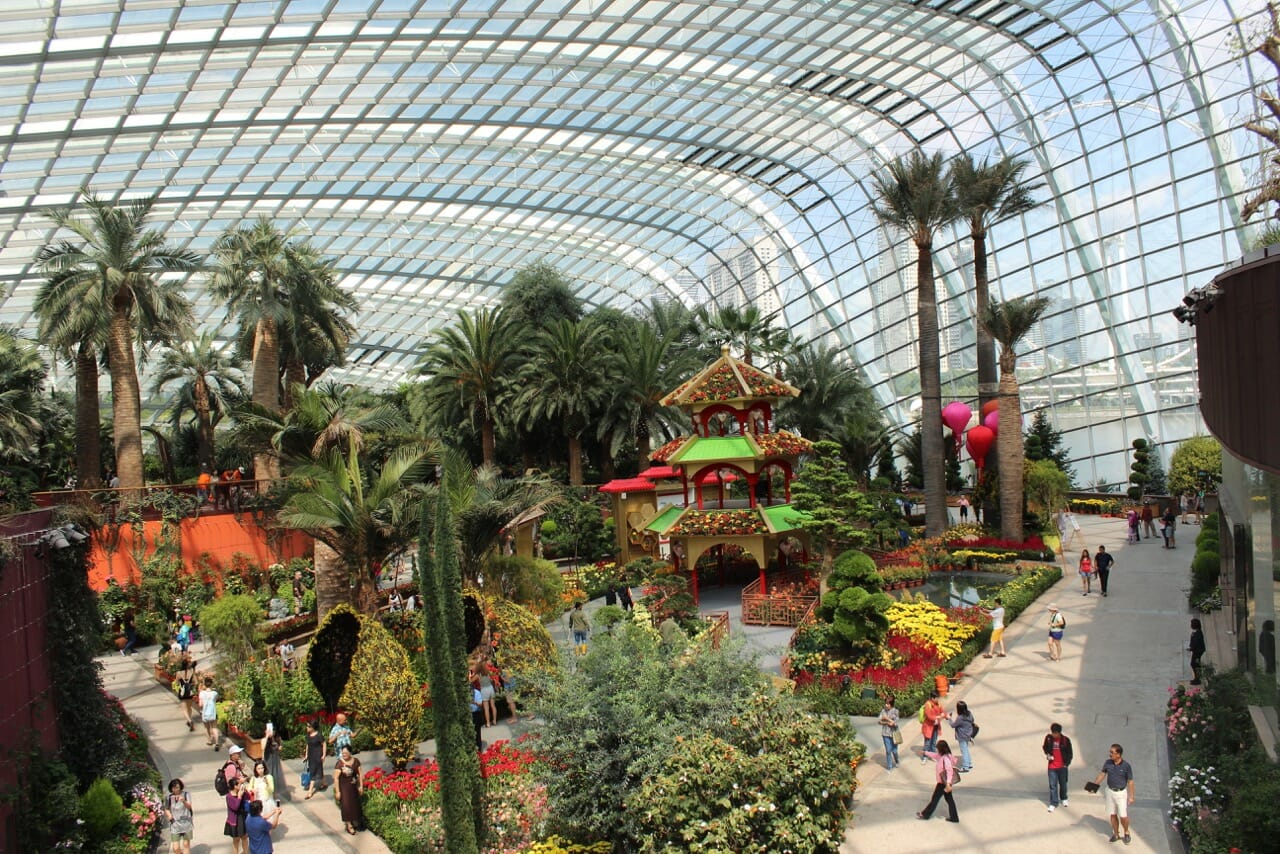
[364,739,539,801]
[844,634,942,693]
[650,436,689,463]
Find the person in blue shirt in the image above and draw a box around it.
[245,799,282,854]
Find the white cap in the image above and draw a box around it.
[228,745,244,755]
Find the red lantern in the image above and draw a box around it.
[980,399,1000,420]
[966,425,995,471]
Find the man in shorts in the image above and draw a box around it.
[1090,743,1135,844]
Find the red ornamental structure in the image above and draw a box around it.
[966,425,995,472]
[597,345,813,605]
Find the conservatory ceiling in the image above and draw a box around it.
[0,0,1267,484]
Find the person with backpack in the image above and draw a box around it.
[1047,604,1067,662]
[916,740,960,823]
[1043,722,1074,812]
[175,657,198,732]
[948,701,976,772]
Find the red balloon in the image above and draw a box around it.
[966,425,995,469]
[980,399,1000,420]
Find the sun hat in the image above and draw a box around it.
[1047,603,1059,611]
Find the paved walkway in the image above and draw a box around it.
[101,644,530,853]
[840,512,1198,854]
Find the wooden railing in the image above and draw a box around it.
[702,610,730,647]
[778,599,820,680]
[740,575,818,627]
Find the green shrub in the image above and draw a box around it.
[1195,528,1219,549]
[1191,551,1220,600]
[79,777,123,842]
[199,595,262,668]
[341,615,423,769]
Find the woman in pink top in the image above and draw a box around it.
[1078,549,1094,596]
[916,740,960,822]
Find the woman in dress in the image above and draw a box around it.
[258,723,286,800]
[917,740,960,822]
[1078,549,1094,596]
[164,778,194,854]
[248,759,275,808]
[948,701,976,772]
[334,745,364,834]
[303,719,325,799]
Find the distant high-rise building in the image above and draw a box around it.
[703,235,782,317]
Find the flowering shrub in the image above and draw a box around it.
[525,838,611,854]
[1069,497,1122,514]
[944,534,1047,551]
[118,782,163,852]
[649,436,689,462]
[364,740,548,853]
[1193,585,1223,613]
[669,509,768,537]
[876,564,928,585]
[885,598,985,660]
[663,362,793,404]
[1166,683,1213,751]
[1168,764,1224,831]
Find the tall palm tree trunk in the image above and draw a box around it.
[916,242,947,537]
[283,359,306,410]
[314,540,351,619]
[997,365,1025,542]
[567,433,584,486]
[107,303,145,496]
[74,342,102,487]
[252,316,282,480]
[480,415,497,468]
[973,231,997,410]
[194,377,215,470]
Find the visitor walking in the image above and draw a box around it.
[1042,722,1073,812]
[878,695,901,770]
[334,745,364,835]
[1093,545,1114,597]
[121,612,138,655]
[303,720,326,799]
[1078,549,1094,596]
[328,712,356,754]
[982,597,1006,658]
[1089,743,1136,844]
[199,676,221,749]
[569,601,591,654]
[164,779,193,854]
[1188,618,1206,685]
[948,701,976,772]
[916,740,960,823]
[175,657,198,731]
[1047,604,1066,661]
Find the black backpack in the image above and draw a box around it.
[214,763,230,796]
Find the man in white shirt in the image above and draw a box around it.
[983,598,1007,658]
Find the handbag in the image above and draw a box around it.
[891,728,903,745]
[948,760,960,785]
[300,771,311,788]
[970,724,980,739]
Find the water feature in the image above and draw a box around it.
[889,572,1009,609]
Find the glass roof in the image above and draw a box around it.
[0,0,1268,485]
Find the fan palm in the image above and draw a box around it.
[150,330,246,470]
[34,191,199,495]
[950,154,1044,409]
[276,438,439,616]
[597,323,694,464]
[417,307,520,467]
[0,327,46,462]
[872,151,960,537]
[696,304,795,370]
[516,318,617,486]
[980,295,1052,541]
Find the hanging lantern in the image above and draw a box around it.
[966,425,995,471]
[941,401,972,450]
[980,399,1000,420]
[983,410,1000,434]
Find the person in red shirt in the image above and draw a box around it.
[1043,722,1074,812]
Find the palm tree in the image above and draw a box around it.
[515,318,617,486]
[277,248,358,409]
[597,323,693,464]
[0,327,46,463]
[417,307,520,467]
[150,330,246,471]
[979,295,1052,542]
[696,304,795,370]
[429,448,561,585]
[776,342,877,440]
[209,217,296,481]
[35,192,199,495]
[872,152,960,537]
[950,154,1044,410]
[276,439,439,616]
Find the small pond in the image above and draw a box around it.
[888,572,1009,609]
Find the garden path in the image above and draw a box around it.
[840,511,1193,854]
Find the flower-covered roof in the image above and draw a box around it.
[644,504,810,537]
[660,345,799,407]
[652,432,812,464]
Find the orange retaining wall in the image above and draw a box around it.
[88,514,313,591]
